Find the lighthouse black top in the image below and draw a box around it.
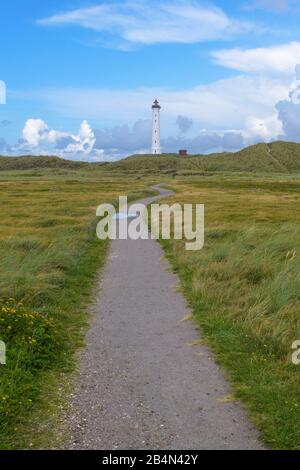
[152,99,161,109]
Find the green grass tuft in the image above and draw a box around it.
[159,175,300,449]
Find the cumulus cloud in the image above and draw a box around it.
[5,118,151,161]
[2,115,246,160]
[176,115,193,134]
[6,69,291,159]
[38,1,252,48]
[276,64,300,141]
[15,118,99,160]
[243,114,283,142]
[94,120,151,153]
[95,120,244,155]
[207,42,300,143]
[8,52,300,159]
[163,131,244,153]
[212,42,300,75]
[22,118,51,147]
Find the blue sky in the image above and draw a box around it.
[1,0,300,160]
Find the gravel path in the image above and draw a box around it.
[64,185,263,450]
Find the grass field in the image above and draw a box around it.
[1,149,300,449]
[158,174,300,449]
[0,167,153,449]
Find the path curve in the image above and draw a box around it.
[64,185,263,450]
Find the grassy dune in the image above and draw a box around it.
[0,168,153,449]
[0,155,96,171]
[2,141,300,176]
[107,141,300,175]
[159,174,300,449]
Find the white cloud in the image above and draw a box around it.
[11,118,245,158]
[9,75,287,158]
[212,42,300,75]
[63,120,96,155]
[9,52,299,159]
[275,64,300,141]
[13,64,297,159]
[20,74,288,133]
[38,1,252,47]
[241,64,300,143]
[18,118,98,159]
[0,80,6,104]
[243,114,283,142]
[22,118,49,147]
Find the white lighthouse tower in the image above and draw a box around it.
[152,99,161,155]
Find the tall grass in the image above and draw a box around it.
[160,175,300,449]
[0,169,153,449]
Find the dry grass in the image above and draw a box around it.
[160,174,300,449]
[0,168,153,449]
[1,162,300,449]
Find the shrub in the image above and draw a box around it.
[0,299,59,370]
[0,299,60,424]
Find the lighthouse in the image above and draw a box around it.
[152,99,161,155]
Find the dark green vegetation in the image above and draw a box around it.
[107,141,300,175]
[0,155,95,171]
[0,141,300,449]
[2,141,300,175]
[0,168,153,449]
[159,175,300,449]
